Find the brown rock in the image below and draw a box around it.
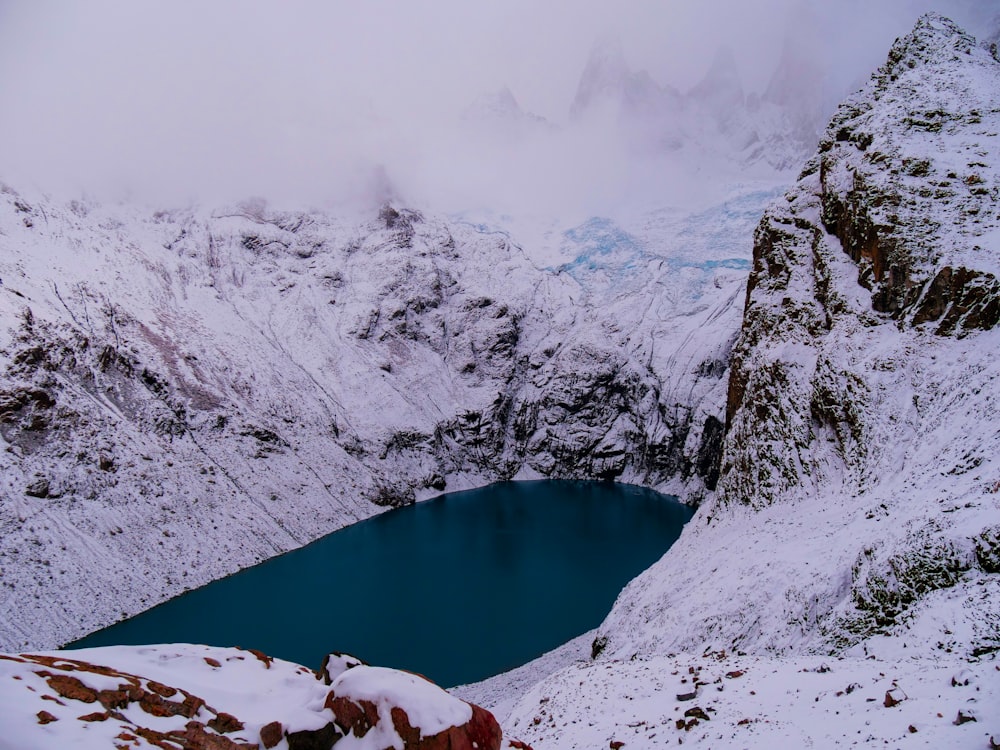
[610,741,625,749]
[36,710,58,724]
[243,648,273,669]
[883,687,906,707]
[954,709,977,725]
[390,706,423,746]
[318,652,366,685]
[45,674,98,703]
[147,680,178,698]
[208,712,245,734]
[204,657,222,668]
[259,721,283,749]
[326,694,380,738]
[684,706,710,722]
[285,721,342,750]
[78,711,110,722]
[374,701,503,750]
[97,688,130,710]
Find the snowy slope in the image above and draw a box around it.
[0,179,783,652]
[0,644,524,750]
[496,13,1000,748]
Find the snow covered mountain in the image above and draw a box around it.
[495,13,1000,747]
[567,31,830,171]
[0,177,772,651]
[3,9,1000,750]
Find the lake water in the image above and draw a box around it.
[68,480,693,687]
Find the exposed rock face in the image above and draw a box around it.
[0,645,527,750]
[589,13,1000,661]
[816,15,1000,336]
[724,12,1000,508]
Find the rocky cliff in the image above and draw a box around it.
[596,9,1000,661]
[498,14,1000,747]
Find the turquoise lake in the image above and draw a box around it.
[68,480,693,687]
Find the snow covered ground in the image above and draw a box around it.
[0,644,521,750]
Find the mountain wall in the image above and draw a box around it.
[0,189,744,651]
[591,10,1000,663]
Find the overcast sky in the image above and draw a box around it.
[0,1,992,213]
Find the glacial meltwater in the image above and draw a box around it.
[68,480,693,687]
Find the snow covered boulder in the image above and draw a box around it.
[325,665,503,750]
[0,645,519,750]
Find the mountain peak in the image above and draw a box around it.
[883,12,978,76]
[688,45,744,108]
[570,34,632,116]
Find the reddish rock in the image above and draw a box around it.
[326,694,380,737]
[391,706,423,746]
[259,721,283,749]
[36,710,57,724]
[208,712,245,734]
[389,703,502,750]
[180,722,254,750]
[147,680,178,698]
[78,711,110,721]
[97,688,130,710]
[610,741,625,749]
[44,674,98,703]
[204,658,222,668]
[244,648,273,669]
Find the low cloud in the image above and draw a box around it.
[0,0,992,214]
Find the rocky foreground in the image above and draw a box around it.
[0,645,529,750]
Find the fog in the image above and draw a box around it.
[0,0,993,215]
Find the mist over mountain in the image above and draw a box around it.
[0,0,993,215]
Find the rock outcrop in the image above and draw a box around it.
[589,12,1000,661]
[0,645,528,750]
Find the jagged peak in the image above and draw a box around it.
[570,34,633,116]
[688,45,744,105]
[583,33,628,74]
[464,86,522,119]
[882,12,980,76]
